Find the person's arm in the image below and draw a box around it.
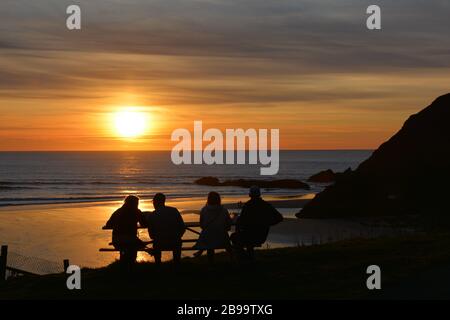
[148,229,155,239]
[236,205,247,231]
[176,209,186,238]
[105,210,118,229]
[199,207,206,230]
[223,208,232,231]
[137,210,147,228]
[145,213,155,239]
[268,204,283,226]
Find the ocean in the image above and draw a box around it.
[1,150,401,269]
[0,150,372,207]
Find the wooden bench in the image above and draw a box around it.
[98,239,199,252]
[99,222,233,254]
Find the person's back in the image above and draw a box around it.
[147,205,185,248]
[192,192,233,262]
[197,191,232,249]
[105,195,146,266]
[145,193,185,264]
[105,195,146,247]
[232,186,283,257]
[237,197,282,245]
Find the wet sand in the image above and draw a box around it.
[0,194,398,271]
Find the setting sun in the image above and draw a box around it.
[114,110,148,138]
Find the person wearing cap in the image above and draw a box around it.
[105,195,147,266]
[231,186,283,260]
[144,193,186,264]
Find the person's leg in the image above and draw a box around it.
[119,249,135,273]
[118,250,127,272]
[193,250,204,258]
[230,232,239,247]
[231,232,246,250]
[127,249,138,272]
[131,250,137,263]
[246,246,255,261]
[153,249,162,265]
[207,249,215,263]
[172,246,181,264]
[225,243,234,262]
[231,232,246,261]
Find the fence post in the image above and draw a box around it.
[0,245,8,283]
[63,259,70,273]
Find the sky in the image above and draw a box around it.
[0,0,449,150]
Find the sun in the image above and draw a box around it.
[114,109,148,138]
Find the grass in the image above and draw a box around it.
[2,233,450,299]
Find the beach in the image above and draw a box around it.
[0,194,399,271]
[0,150,375,271]
[0,150,389,273]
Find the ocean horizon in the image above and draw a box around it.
[0,150,372,207]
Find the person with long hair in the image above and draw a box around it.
[193,191,233,262]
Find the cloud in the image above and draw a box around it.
[1,1,449,114]
[2,0,450,64]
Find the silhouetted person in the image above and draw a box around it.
[231,186,283,261]
[193,192,233,263]
[144,193,185,264]
[105,195,146,267]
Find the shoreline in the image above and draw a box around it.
[0,195,407,271]
[0,196,313,269]
[0,193,316,211]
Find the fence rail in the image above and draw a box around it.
[1,245,69,283]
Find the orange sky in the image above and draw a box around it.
[1,1,449,151]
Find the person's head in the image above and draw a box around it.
[249,186,261,199]
[123,195,139,209]
[207,191,221,206]
[153,193,166,209]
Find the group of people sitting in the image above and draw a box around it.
[105,186,283,266]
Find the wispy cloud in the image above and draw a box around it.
[0,0,449,150]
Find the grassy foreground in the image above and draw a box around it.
[2,234,450,299]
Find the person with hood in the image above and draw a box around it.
[105,195,147,266]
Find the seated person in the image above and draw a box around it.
[105,195,147,265]
[193,191,233,262]
[144,193,186,264]
[231,186,283,260]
